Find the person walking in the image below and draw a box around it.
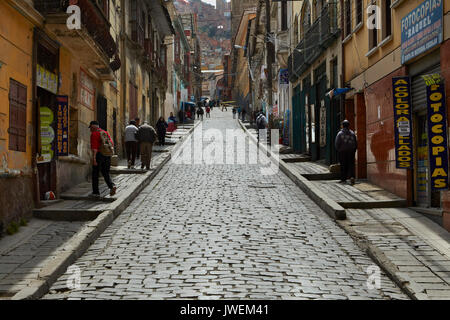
[136,121,157,170]
[237,106,242,119]
[156,116,168,146]
[256,110,268,144]
[124,120,139,169]
[242,108,247,121]
[206,105,211,118]
[197,106,204,120]
[135,117,141,160]
[335,120,357,185]
[232,107,237,119]
[89,121,116,197]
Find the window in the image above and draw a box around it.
[356,0,363,26]
[382,0,392,39]
[368,0,378,50]
[344,0,352,37]
[330,58,338,88]
[294,14,299,43]
[314,0,324,21]
[69,106,78,155]
[281,0,288,31]
[302,0,311,35]
[8,79,27,152]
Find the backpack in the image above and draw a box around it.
[99,130,114,156]
[339,130,357,152]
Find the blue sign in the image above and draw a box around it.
[56,96,69,157]
[392,77,413,169]
[279,69,289,85]
[426,79,448,190]
[401,0,443,64]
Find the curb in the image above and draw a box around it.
[11,121,200,300]
[237,120,346,220]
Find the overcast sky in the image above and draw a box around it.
[201,0,230,8]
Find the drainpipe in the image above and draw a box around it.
[340,0,345,123]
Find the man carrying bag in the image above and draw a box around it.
[136,121,157,170]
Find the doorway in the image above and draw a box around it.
[414,112,441,208]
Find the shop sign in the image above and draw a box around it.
[37,106,55,163]
[425,75,448,190]
[80,69,95,109]
[401,0,443,64]
[319,100,326,148]
[56,96,69,157]
[392,77,413,169]
[279,69,289,85]
[36,64,58,94]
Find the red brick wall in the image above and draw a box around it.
[355,93,367,179]
[365,67,408,199]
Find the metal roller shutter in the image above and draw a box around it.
[412,64,441,112]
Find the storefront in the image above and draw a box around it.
[34,30,60,200]
[410,50,442,208]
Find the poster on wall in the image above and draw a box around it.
[392,77,414,169]
[56,96,69,157]
[283,110,290,146]
[36,64,58,95]
[319,100,326,148]
[425,75,448,190]
[37,106,55,163]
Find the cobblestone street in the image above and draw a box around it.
[43,110,407,300]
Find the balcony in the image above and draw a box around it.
[34,0,120,80]
[288,2,340,82]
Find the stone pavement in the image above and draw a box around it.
[42,109,407,300]
[0,122,197,299]
[242,121,450,300]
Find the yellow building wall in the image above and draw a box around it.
[0,1,34,173]
[345,0,450,83]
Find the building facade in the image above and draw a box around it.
[343,0,450,230]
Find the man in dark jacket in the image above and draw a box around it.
[335,120,357,185]
[136,121,157,170]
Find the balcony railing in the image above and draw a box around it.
[34,0,119,70]
[288,2,340,82]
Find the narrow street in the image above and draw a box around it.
[43,110,407,300]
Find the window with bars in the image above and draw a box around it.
[130,0,145,47]
[8,79,27,152]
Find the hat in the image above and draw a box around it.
[89,120,99,128]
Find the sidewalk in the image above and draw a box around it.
[239,120,450,300]
[0,121,199,299]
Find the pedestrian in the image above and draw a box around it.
[232,107,237,119]
[135,117,141,160]
[136,121,157,170]
[335,120,357,185]
[256,110,268,143]
[156,116,168,146]
[206,105,211,118]
[197,106,204,120]
[237,106,242,119]
[124,120,139,169]
[242,108,247,121]
[178,108,185,124]
[89,121,116,198]
[168,112,177,132]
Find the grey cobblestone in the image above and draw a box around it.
[43,111,407,300]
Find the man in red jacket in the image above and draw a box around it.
[89,121,116,197]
